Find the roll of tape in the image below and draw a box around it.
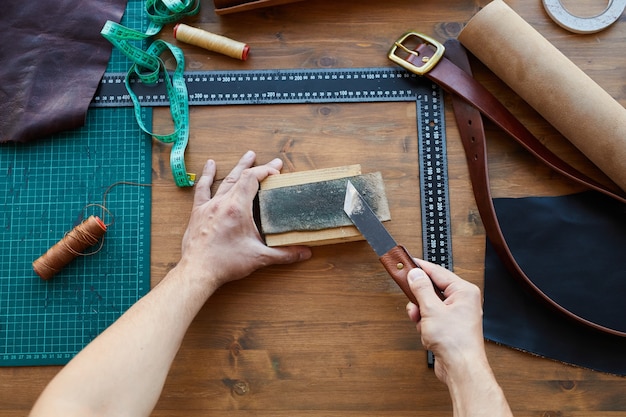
[542,0,626,34]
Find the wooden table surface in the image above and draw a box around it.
[2,0,625,415]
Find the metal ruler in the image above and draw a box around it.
[93,66,452,274]
[414,87,450,370]
[94,67,427,106]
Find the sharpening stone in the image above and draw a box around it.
[258,172,390,235]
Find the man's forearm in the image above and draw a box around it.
[447,357,513,417]
[29,263,215,417]
[29,153,311,417]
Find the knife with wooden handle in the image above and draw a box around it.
[343,181,444,303]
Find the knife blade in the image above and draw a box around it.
[343,181,444,303]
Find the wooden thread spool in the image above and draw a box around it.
[173,23,250,60]
[33,216,107,280]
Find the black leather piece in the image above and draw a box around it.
[0,0,128,143]
[484,192,626,375]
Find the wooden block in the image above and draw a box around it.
[260,164,362,190]
[258,166,391,247]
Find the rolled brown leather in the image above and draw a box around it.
[214,0,305,15]
[458,0,626,192]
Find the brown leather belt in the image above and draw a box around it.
[213,0,305,14]
[389,33,626,337]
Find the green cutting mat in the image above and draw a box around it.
[0,0,151,366]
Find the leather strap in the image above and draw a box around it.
[409,42,626,204]
[403,39,626,337]
[213,0,305,14]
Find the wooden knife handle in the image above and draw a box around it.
[379,245,444,304]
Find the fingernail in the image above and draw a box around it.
[299,248,312,261]
[408,268,427,282]
[202,159,214,174]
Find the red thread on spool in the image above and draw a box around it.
[33,216,107,280]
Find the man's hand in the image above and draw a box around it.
[179,151,312,289]
[405,260,486,383]
[405,261,513,417]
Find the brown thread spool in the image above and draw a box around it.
[173,23,250,60]
[33,216,107,280]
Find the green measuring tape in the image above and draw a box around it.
[101,0,200,187]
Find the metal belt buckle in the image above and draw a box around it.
[388,32,445,76]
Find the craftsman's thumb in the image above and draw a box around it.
[408,268,436,307]
[408,267,428,284]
